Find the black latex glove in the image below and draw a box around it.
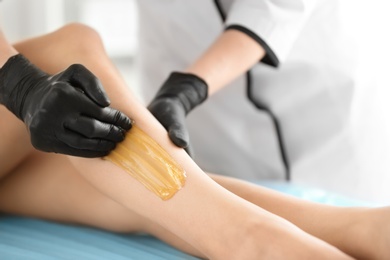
[148,72,208,156]
[0,54,132,157]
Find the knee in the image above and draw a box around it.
[54,23,104,55]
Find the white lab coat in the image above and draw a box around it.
[136,0,362,195]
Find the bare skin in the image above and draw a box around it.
[0,24,388,259]
[209,174,390,260]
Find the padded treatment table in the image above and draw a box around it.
[0,183,370,259]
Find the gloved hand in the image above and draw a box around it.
[148,72,208,156]
[0,54,131,157]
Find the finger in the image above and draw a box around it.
[184,140,194,158]
[148,98,188,147]
[168,123,189,148]
[56,129,116,152]
[65,116,126,143]
[60,64,110,107]
[86,106,132,131]
[70,91,132,131]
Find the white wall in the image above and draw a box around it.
[0,0,64,42]
[342,0,390,203]
[0,0,138,58]
[0,0,140,94]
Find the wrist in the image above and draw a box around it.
[0,54,47,119]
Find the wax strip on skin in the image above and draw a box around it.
[104,124,186,200]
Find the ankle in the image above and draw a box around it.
[357,207,390,260]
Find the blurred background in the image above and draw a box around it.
[0,0,140,95]
[1,0,390,203]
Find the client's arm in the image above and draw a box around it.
[14,24,350,260]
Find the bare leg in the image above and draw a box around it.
[210,174,390,260]
[1,152,387,259]
[0,28,35,178]
[0,106,33,179]
[0,151,202,257]
[0,24,201,257]
[3,23,350,259]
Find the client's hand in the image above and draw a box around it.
[0,54,131,157]
[148,72,208,156]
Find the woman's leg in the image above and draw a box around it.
[0,150,203,257]
[209,174,390,260]
[1,151,387,259]
[2,152,387,260]
[1,86,386,259]
[8,23,350,259]
[0,106,34,180]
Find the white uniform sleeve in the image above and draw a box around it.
[225,0,317,67]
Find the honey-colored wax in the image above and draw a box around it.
[104,124,186,200]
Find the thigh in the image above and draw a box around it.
[0,25,85,180]
[0,105,33,179]
[0,151,203,257]
[0,151,145,232]
[12,23,105,75]
[1,23,108,180]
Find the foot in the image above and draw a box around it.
[361,207,390,260]
[221,214,353,260]
[344,207,390,260]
